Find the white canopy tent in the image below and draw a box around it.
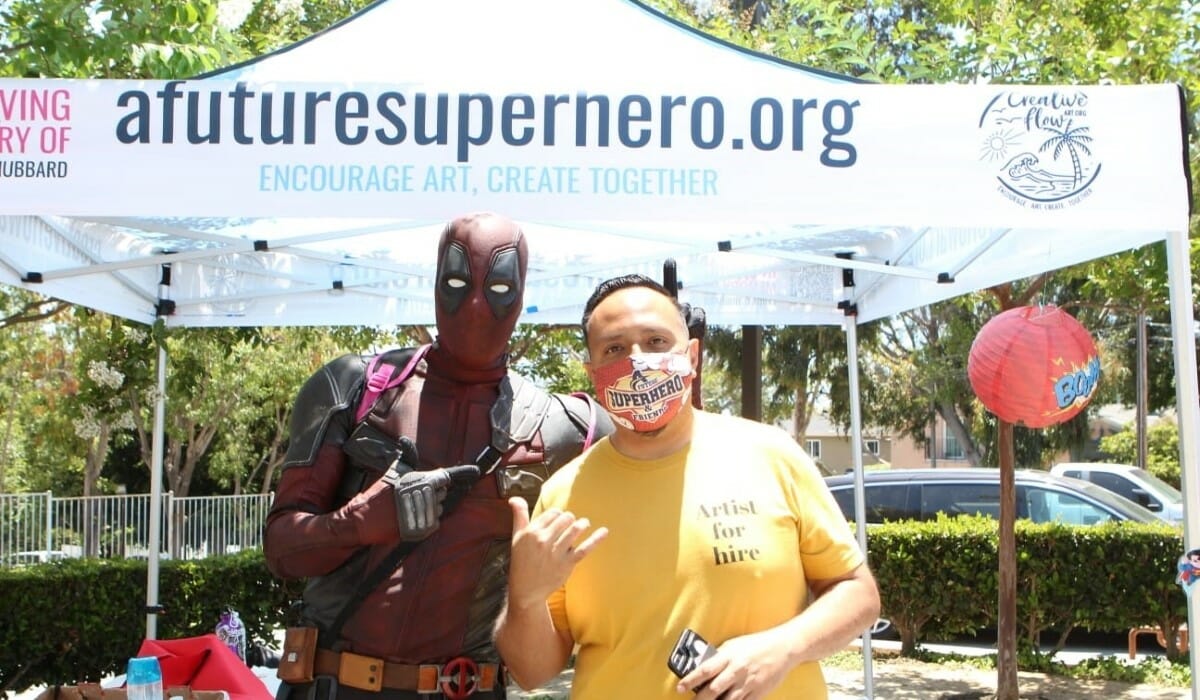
[0,0,1195,695]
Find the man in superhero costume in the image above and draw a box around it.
[265,212,610,700]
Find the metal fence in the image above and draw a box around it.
[0,491,274,566]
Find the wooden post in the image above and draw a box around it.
[997,418,1019,699]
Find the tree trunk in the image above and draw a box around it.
[0,385,13,492]
[81,424,111,557]
[937,401,985,464]
[792,385,811,440]
[82,423,110,497]
[257,405,290,495]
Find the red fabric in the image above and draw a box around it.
[135,634,271,700]
[967,305,1099,428]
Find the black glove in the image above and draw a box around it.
[681,302,706,341]
[382,462,481,541]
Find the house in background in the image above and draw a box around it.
[889,414,972,470]
[798,404,1158,475]
[800,411,969,475]
[799,413,896,476]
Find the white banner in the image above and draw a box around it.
[0,79,1188,229]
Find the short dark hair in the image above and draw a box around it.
[580,274,685,347]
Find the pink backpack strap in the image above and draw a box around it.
[355,344,431,423]
[571,391,600,450]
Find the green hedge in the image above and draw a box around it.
[0,550,292,693]
[866,515,1188,656]
[0,520,1188,692]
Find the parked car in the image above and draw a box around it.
[1049,462,1184,525]
[825,467,1161,640]
[824,468,1162,526]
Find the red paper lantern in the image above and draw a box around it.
[967,305,1100,428]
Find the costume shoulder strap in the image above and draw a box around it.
[354,344,431,423]
[568,391,604,449]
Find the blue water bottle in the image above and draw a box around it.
[126,656,163,700]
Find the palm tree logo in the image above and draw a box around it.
[980,91,1103,204]
[1038,120,1093,189]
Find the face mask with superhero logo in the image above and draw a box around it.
[592,352,693,432]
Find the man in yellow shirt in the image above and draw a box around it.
[495,274,880,699]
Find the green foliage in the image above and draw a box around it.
[0,524,1192,691]
[827,645,1191,687]
[235,0,376,59]
[1099,422,1182,488]
[867,514,999,654]
[509,326,593,395]
[204,327,357,494]
[0,1,395,497]
[0,0,247,78]
[867,515,1187,658]
[1061,654,1192,687]
[0,550,290,693]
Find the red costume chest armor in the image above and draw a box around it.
[265,350,601,665]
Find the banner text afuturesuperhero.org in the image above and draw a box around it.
[113,81,861,165]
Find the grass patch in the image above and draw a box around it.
[824,648,1191,688]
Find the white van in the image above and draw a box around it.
[1049,462,1184,525]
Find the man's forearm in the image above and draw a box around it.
[783,567,880,665]
[494,597,572,690]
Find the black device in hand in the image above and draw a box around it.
[668,628,717,679]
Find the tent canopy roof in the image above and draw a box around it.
[0,0,1190,328]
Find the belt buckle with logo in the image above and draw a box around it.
[438,656,480,699]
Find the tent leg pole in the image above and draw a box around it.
[844,319,874,699]
[1164,231,1199,697]
[146,344,167,640]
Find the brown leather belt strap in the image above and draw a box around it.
[313,649,500,695]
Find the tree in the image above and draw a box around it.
[0,0,248,78]
[1099,421,1182,489]
[205,326,373,495]
[0,289,70,330]
[67,314,149,498]
[509,326,593,395]
[0,0,384,498]
[1082,240,1200,414]
[0,295,68,491]
[704,325,870,468]
[860,299,987,466]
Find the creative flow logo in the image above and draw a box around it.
[978,90,1101,207]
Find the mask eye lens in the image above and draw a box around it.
[489,282,511,294]
[446,278,467,289]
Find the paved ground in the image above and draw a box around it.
[509,648,1192,699]
[14,632,1187,700]
[510,663,1190,700]
[823,657,1190,700]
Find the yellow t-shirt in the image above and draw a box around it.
[535,411,863,700]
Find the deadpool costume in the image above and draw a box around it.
[265,213,611,700]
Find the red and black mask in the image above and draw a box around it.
[434,213,528,371]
